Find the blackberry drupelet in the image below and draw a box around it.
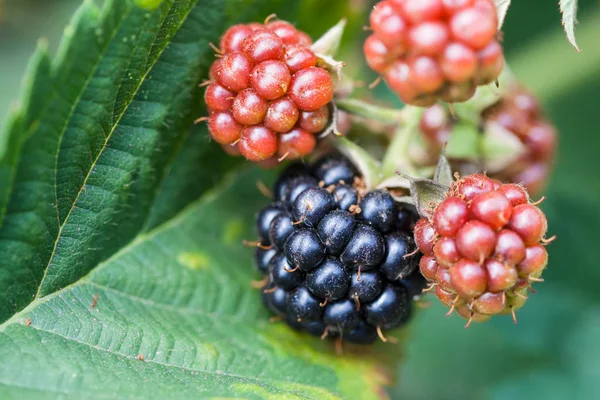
[253,155,425,344]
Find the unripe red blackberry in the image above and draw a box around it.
[252,156,426,345]
[365,0,504,105]
[201,18,337,162]
[484,90,557,194]
[416,87,557,196]
[415,174,553,325]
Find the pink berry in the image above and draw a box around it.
[449,7,497,50]
[220,24,253,53]
[440,42,477,82]
[496,184,528,207]
[289,67,334,111]
[384,60,419,104]
[415,218,437,256]
[420,104,449,135]
[435,286,459,307]
[204,82,235,112]
[284,45,317,74]
[407,21,449,57]
[513,91,540,119]
[409,56,444,93]
[441,0,475,16]
[370,1,407,47]
[209,59,221,81]
[494,229,526,265]
[251,60,291,100]
[208,111,242,145]
[470,191,512,230]
[247,23,263,31]
[435,267,454,292]
[398,0,444,24]
[489,109,528,137]
[508,204,548,245]
[278,127,317,159]
[473,292,506,314]
[263,97,299,133]
[456,173,495,201]
[296,31,313,46]
[475,40,504,85]
[216,51,252,92]
[239,125,278,161]
[455,220,497,262]
[420,255,439,281]
[433,237,460,267]
[485,259,518,292]
[456,305,491,322]
[266,20,299,45]
[524,122,556,161]
[242,29,284,63]
[434,197,470,238]
[517,245,548,278]
[441,81,476,103]
[450,258,487,298]
[513,163,549,196]
[298,106,330,133]
[364,34,395,73]
[231,89,268,125]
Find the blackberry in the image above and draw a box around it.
[251,155,424,344]
[203,19,336,162]
[365,0,504,105]
[416,173,552,325]
[255,247,276,275]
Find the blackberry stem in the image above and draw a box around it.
[336,97,406,125]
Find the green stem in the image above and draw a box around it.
[335,98,405,124]
[381,107,422,178]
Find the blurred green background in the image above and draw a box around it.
[2,0,600,399]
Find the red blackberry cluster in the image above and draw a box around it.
[415,173,550,325]
[483,89,557,194]
[253,156,426,344]
[419,88,556,195]
[365,0,504,106]
[204,20,335,162]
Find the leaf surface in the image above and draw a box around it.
[0,170,391,399]
[0,0,256,321]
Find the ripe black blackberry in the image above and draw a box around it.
[252,155,425,345]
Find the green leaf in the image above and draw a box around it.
[560,0,580,51]
[399,173,447,219]
[433,152,453,187]
[0,169,394,399]
[0,0,215,321]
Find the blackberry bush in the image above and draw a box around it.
[414,173,552,326]
[252,155,426,344]
[203,18,336,162]
[365,0,504,106]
